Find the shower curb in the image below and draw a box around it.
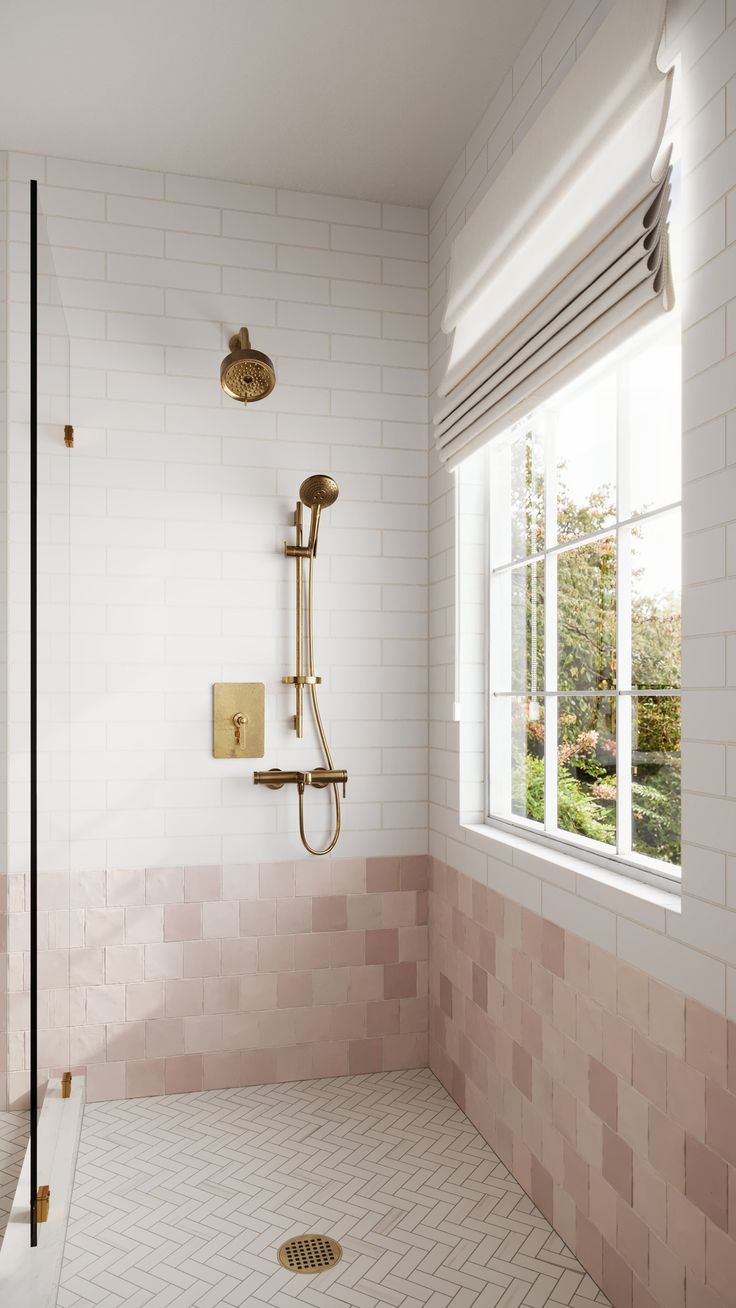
[0,1076,85,1307]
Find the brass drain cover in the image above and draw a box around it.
[277,1233,342,1274]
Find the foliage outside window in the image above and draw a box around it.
[488,322,681,879]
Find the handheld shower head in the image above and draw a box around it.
[220,327,275,403]
[299,474,339,554]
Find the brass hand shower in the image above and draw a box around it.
[254,475,348,855]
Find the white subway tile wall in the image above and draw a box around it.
[427,0,736,1018]
[5,153,429,878]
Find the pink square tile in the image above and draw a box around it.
[312,1041,348,1078]
[144,942,183,981]
[203,1051,241,1089]
[633,1030,667,1110]
[105,945,143,984]
[164,979,203,1017]
[349,965,383,1003]
[276,898,311,935]
[127,981,165,1021]
[649,980,685,1058]
[577,992,603,1061]
[185,1014,224,1054]
[293,933,331,970]
[347,893,381,931]
[203,976,240,1013]
[686,1134,729,1230]
[648,1233,685,1308]
[399,925,427,963]
[366,857,400,893]
[330,930,365,967]
[439,973,453,1017]
[564,932,589,991]
[276,1045,313,1082]
[706,1216,736,1304]
[221,937,259,975]
[182,939,221,978]
[258,1010,294,1049]
[382,892,416,928]
[687,999,728,1088]
[589,1057,618,1130]
[107,1022,145,1062]
[602,1124,633,1203]
[86,908,125,946]
[145,868,184,905]
[184,866,221,902]
[472,963,488,1012]
[277,970,313,1008]
[222,864,259,900]
[667,1053,706,1139]
[400,996,427,1034]
[163,903,202,942]
[331,1002,366,1040]
[348,1037,383,1074]
[367,999,400,1037]
[106,869,145,907]
[259,861,295,898]
[240,975,277,1010]
[512,1042,532,1100]
[239,900,276,935]
[257,936,292,973]
[589,944,618,1014]
[145,1018,185,1058]
[617,1082,649,1159]
[400,855,428,891]
[222,1012,259,1048]
[86,984,125,1026]
[86,1061,126,1102]
[365,928,398,965]
[125,906,164,945]
[294,859,331,897]
[126,1058,165,1098]
[312,895,347,933]
[618,962,649,1035]
[542,920,565,977]
[331,858,365,894]
[706,1083,736,1167]
[617,1201,649,1285]
[240,1048,277,1085]
[576,1212,603,1285]
[295,1007,331,1043]
[563,1140,589,1213]
[632,1155,667,1240]
[384,961,417,999]
[602,1010,633,1083]
[203,900,238,939]
[667,1186,705,1283]
[384,1033,423,1072]
[601,1240,633,1308]
[649,1105,686,1190]
[314,969,349,1006]
[164,1055,203,1094]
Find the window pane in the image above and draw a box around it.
[555,373,616,545]
[558,537,616,691]
[511,696,545,824]
[490,424,544,566]
[557,696,616,846]
[631,510,681,690]
[632,695,681,865]
[625,337,681,516]
[509,561,545,694]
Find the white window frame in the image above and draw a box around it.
[485,323,682,895]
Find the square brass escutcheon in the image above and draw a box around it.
[213,683,265,758]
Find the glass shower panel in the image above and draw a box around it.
[30,180,72,1246]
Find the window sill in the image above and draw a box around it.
[462,821,681,926]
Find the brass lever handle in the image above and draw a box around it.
[233,713,248,747]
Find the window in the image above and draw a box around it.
[487,320,681,882]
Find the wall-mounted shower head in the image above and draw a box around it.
[299,474,339,554]
[220,327,275,403]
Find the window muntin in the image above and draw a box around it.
[488,321,681,880]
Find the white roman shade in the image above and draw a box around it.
[434,0,674,471]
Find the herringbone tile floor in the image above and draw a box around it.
[58,1068,610,1307]
[0,1111,29,1249]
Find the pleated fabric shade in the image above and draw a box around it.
[435,0,674,471]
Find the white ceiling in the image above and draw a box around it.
[1,0,547,207]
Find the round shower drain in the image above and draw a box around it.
[277,1233,343,1274]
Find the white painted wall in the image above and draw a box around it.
[428,0,736,1017]
[3,156,429,874]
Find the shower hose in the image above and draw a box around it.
[299,549,341,856]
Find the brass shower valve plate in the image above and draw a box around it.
[213,683,265,758]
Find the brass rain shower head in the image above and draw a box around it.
[220,327,276,403]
